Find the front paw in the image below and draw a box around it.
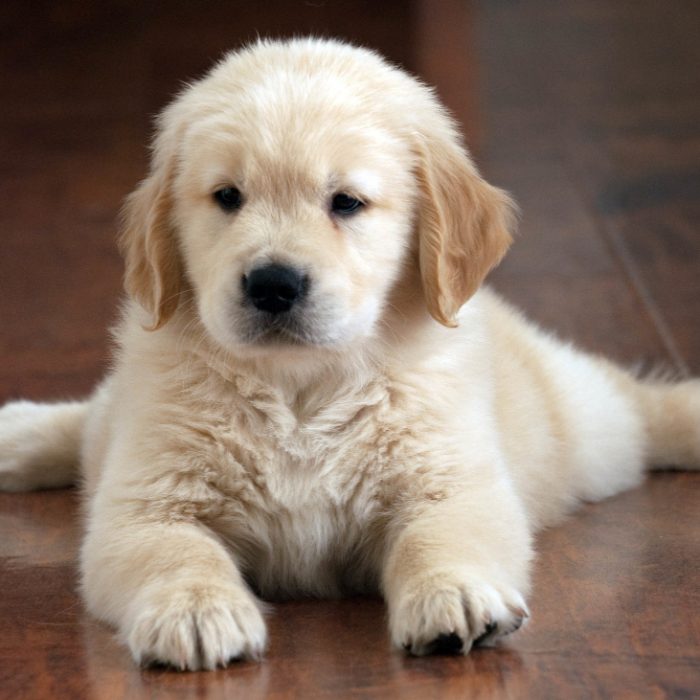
[125,581,267,670]
[388,568,529,656]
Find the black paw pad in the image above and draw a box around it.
[430,632,464,654]
[474,621,498,646]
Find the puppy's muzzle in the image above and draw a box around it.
[243,264,309,314]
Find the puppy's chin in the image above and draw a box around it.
[234,327,326,356]
[203,297,380,355]
[202,317,379,369]
[210,332,360,375]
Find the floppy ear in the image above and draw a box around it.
[119,151,183,331]
[414,133,517,327]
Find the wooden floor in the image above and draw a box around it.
[1,1,698,697]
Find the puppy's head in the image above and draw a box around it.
[120,38,515,355]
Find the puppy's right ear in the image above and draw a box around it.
[119,152,183,331]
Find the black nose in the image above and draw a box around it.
[243,264,309,314]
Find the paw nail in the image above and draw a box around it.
[508,605,529,619]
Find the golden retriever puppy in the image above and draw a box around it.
[1,38,699,671]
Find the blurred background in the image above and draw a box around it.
[2,0,699,402]
[0,2,698,697]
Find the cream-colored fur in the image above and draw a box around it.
[1,38,699,671]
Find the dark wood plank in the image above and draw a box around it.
[477,1,700,374]
[0,1,698,698]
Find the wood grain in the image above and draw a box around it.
[1,1,698,697]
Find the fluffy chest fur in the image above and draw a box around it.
[113,343,410,597]
[96,307,489,599]
[174,373,407,596]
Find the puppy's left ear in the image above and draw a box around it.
[414,132,517,327]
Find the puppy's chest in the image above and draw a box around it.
[191,381,394,515]
[179,387,393,595]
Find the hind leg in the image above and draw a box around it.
[0,399,87,491]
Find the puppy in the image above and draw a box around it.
[1,38,699,671]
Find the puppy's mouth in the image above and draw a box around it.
[247,318,311,346]
[237,309,329,348]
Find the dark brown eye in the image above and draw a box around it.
[213,187,243,212]
[331,193,364,215]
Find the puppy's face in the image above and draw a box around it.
[120,40,516,358]
[173,93,417,354]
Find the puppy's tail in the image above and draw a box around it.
[0,399,88,491]
[637,377,700,470]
